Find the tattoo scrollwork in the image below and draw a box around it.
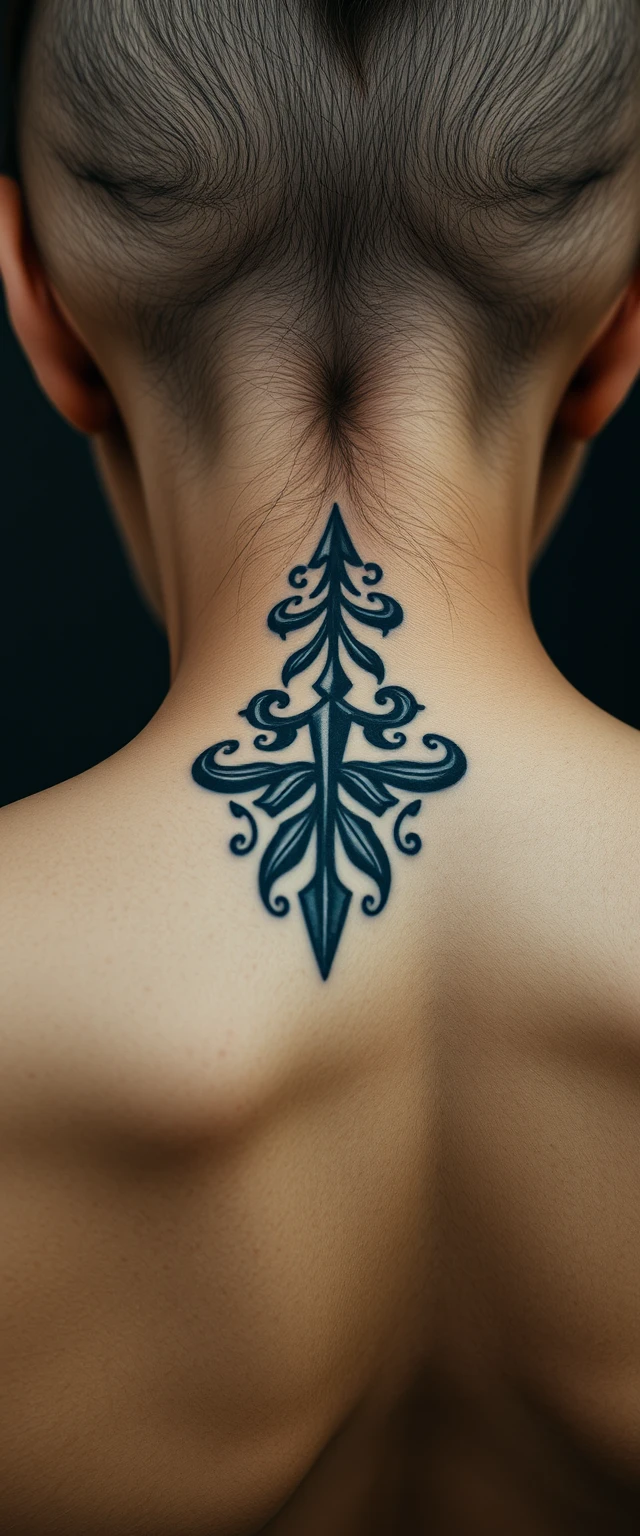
[193,503,467,979]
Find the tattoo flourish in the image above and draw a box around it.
[192,503,467,979]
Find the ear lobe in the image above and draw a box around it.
[0,175,115,434]
[558,270,640,441]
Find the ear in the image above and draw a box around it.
[0,175,115,433]
[558,270,640,441]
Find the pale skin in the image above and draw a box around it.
[2,165,640,1534]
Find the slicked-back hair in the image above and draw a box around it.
[5,0,640,471]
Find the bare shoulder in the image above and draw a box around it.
[0,754,290,1137]
[455,680,640,1004]
[0,743,390,1137]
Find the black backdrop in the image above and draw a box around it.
[0,295,639,809]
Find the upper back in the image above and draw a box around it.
[2,642,640,1532]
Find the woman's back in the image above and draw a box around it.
[1,0,640,1530]
[2,520,640,1533]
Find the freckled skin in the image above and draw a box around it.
[2,532,640,1534]
[1,3,640,1512]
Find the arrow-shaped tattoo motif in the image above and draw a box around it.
[192,503,468,979]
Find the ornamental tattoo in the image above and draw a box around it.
[192,504,467,980]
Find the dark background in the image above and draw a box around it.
[0,293,639,808]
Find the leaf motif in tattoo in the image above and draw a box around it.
[192,503,468,979]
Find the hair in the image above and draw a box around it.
[4,0,640,482]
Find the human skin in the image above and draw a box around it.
[0,128,640,1534]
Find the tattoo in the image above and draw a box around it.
[192,504,467,979]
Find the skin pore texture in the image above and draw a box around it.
[1,1,640,1532]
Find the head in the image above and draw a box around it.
[2,0,640,614]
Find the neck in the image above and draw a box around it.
[97,369,563,709]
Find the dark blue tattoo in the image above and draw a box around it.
[192,504,467,979]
